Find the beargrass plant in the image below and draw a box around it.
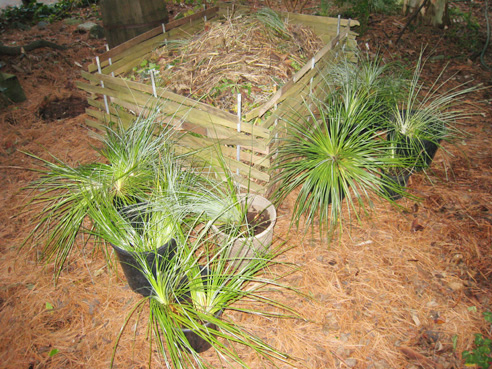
[111,219,298,369]
[325,49,405,130]
[182,145,260,237]
[22,111,175,278]
[86,147,201,253]
[270,93,405,236]
[386,52,480,171]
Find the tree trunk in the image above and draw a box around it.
[100,0,169,48]
[403,0,449,27]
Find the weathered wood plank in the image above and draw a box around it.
[78,74,271,140]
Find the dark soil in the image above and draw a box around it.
[247,207,271,235]
[38,95,88,121]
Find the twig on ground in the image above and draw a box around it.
[0,40,67,56]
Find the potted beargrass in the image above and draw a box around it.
[270,91,405,236]
[184,151,277,269]
[381,52,480,196]
[21,111,172,280]
[108,219,297,368]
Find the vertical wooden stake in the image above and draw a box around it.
[162,24,168,45]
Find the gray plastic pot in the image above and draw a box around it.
[211,194,276,269]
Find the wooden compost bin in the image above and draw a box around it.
[77,3,359,194]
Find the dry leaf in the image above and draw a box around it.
[411,218,424,232]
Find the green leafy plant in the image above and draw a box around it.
[110,220,297,368]
[270,92,403,236]
[22,110,174,279]
[462,311,492,368]
[0,0,98,29]
[131,59,160,81]
[386,51,480,171]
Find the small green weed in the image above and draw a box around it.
[0,0,98,29]
[462,311,492,368]
[131,60,160,81]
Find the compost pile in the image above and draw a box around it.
[150,10,323,113]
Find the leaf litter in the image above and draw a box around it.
[131,9,323,113]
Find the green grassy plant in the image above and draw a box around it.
[22,110,175,278]
[270,93,403,236]
[462,312,492,368]
[111,220,298,368]
[386,51,480,171]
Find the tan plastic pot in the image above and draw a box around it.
[212,194,276,269]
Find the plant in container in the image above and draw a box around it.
[269,92,403,236]
[186,151,277,269]
[385,52,480,173]
[110,221,297,368]
[21,110,176,280]
[83,145,202,296]
[379,53,480,199]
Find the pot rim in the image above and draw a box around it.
[110,238,177,256]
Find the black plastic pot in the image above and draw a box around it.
[390,134,441,171]
[114,197,149,233]
[111,239,177,297]
[177,266,223,353]
[418,138,441,169]
[381,169,412,201]
[388,110,443,171]
[180,310,223,353]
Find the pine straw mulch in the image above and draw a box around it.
[139,11,323,113]
[1,2,492,369]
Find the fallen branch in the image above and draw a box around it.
[0,40,67,56]
[399,346,444,369]
[395,0,431,45]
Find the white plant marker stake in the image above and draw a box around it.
[342,19,351,52]
[274,104,279,158]
[108,58,115,77]
[236,93,242,176]
[150,69,157,97]
[310,57,315,94]
[337,15,341,36]
[96,56,110,115]
[105,44,115,77]
[162,24,167,45]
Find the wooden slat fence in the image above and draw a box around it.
[76,3,358,194]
